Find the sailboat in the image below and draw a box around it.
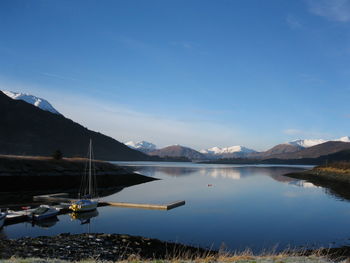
[69,139,99,212]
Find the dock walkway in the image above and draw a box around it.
[4,193,185,226]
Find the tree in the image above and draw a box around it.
[52,150,63,160]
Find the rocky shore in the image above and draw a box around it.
[0,233,215,261]
[1,233,349,262]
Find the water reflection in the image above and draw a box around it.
[198,168,242,180]
[0,187,124,207]
[288,180,319,188]
[32,216,59,229]
[5,163,350,252]
[133,166,198,177]
[70,210,99,225]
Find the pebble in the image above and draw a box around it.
[0,233,213,261]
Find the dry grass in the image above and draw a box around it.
[0,247,341,263]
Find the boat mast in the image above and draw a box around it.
[89,139,92,197]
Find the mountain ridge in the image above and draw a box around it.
[0,91,151,161]
[2,90,60,115]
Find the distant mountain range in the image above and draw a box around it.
[200,146,257,159]
[0,91,151,161]
[2,90,61,115]
[4,89,350,163]
[125,137,350,162]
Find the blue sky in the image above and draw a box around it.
[1,0,350,151]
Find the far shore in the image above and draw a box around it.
[0,154,157,192]
[286,162,350,184]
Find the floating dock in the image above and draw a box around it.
[33,193,186,211]
[101,200,186,210]
[3,193,185,226]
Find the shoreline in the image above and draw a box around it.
[0,233,349,262]
[0,233,216,261]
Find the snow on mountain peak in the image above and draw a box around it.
[125,141,157,153]
[200,145,256,155]
[287,139,327,148]
[2,90,60,115]
[338,136,350,142]
[287,136,350,148]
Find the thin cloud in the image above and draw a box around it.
[283,128,331,138]
[39,72,80,82]
[170,41,196,50]
[286,15,303,29]
[299,73,325,84]
[307,0,350,22]
[283,129,303,136]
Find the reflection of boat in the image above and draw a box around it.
[0,210,6,229]
[32,216,59,228]
[70,139,98,212]
[70,209,99,224]
[30,205,59,221]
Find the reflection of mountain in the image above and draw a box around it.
[199,168,242,180]
[200,166,307,182]
[32,216,59,229]
[0,187,125,207]
[130,166,198,177]
[132,165,308,182]
[287,180,319,188]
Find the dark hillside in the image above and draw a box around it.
[0,92,149,161]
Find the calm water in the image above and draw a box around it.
[2,162,350,252]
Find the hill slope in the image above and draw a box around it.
[263,141,350,159]
[0,92,150,161]
[148,145,205,160]
[250,143,304,158]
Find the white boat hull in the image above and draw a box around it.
[30,205,59,221]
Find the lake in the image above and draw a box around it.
[2,162,350,252]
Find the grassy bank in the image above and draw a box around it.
[286,162,350,184]
[0,255,336,263]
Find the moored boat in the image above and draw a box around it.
[30,205,59,221]
[69,139,99,212]
[69,199,98,212]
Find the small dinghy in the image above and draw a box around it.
[30,205,59,221]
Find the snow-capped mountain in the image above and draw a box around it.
[337,136,350,142]
[286,136,350,148]
[2,90,60,114]
[200,145,257,159]
[125,141,157,153]
[287,139,327,148]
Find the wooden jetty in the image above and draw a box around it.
[101,200,186,210]
[3,193,185,226]
[33,193,186,211]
